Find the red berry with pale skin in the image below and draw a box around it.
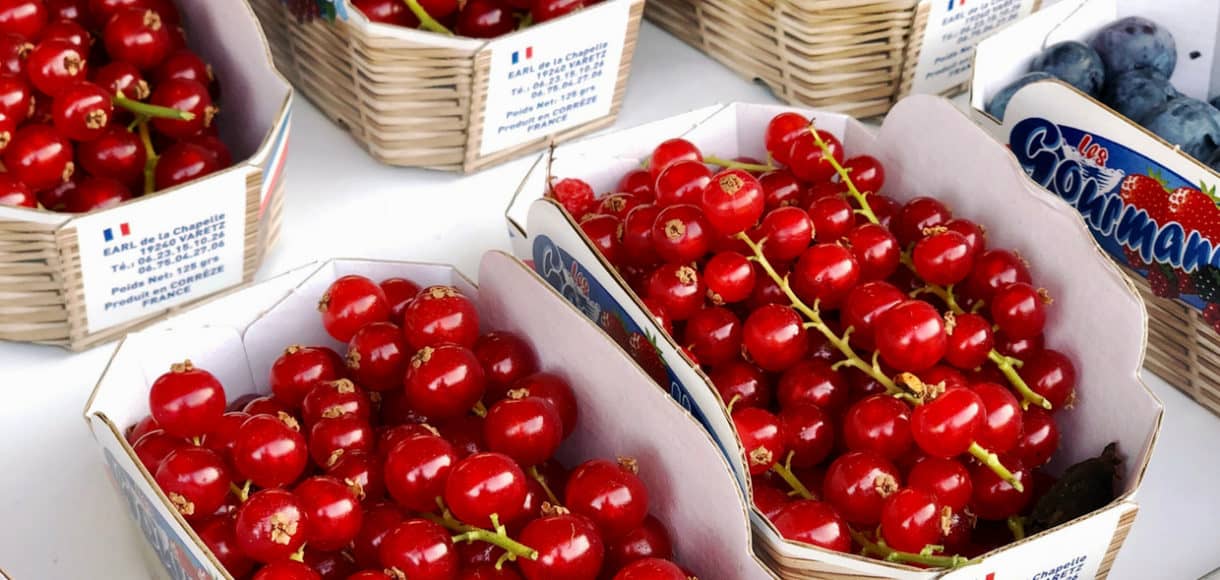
[807,195,854,243]
[5,124,74,191]
[149,77,213,139]
[732,407,785,476]
[701,168,765,235]
[301,379,371,426]
[318,275,389,343]
[907,456,972,512]
[990,282,1047,340]
[648,138,701,179]
[154,447,230,521]
[651,203,712,264]
[913,230,974,286]
[842,155,885,194]
[309,415,374,469]
[473,331,539,401]
[757,206,814,262]
[383,434,458,512]
[742,304,808,372]
[550,177,595,218]
[148,361,225,438]
[133,429,186,472]
[910,387,985,458]
[646,263,704,321]
[842,394,912,461]
[778,359,849,413]
[791,243,860,310]
[405,344,486,420]
[484,394,564,467]
[896,196,952,245]
[232,413,309,488]
[0,174,33,207]
[52,81,112,142]
[964,249,1032,303]
[0,0,47,40]
[565,458,650,539]
[252,560,321,580]
[235,489,310,564]
[764,112,808,166]
[445,452,528,527]
[770,499,851,553]
[270,345,345,408]
[103,9,173,71]
[786,129,844,183]
[880,488,943,553]
[759,169,804,210]
[510,371,578,438]
[822,451,901,525]
[518,513,604,579]
[613,558,686,580]
[293,476,363,551]
[621,204,661,266]
[943,312,993,370]
[327,450,384,504]
[841,280,905,351]
[1020,349,1076,409]
[580,213,624,266]
[971,460,1033,520]
[845,223,901,282]
[155,141,222,189]
[606,515,672,571]
[78,126,146,188]
[972,382,1023,454]
[401,285,480,350]
[682,306,741,367]
[197,516,254,578]
[781,403,835,468]
[874,300,946,372]
[1013,407,1059,466]
[378,519,458,579]
[704,251,755,304]
[346,322,408,392]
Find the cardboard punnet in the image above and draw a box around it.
[0,0,293,351]
[969,0,1220,413]
[505,97,1163,579]
[84,252,773,580]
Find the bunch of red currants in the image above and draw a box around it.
[0,0,230,212]
[127,274,694,580]
[549,111,1078,566]
[353,0,602,40]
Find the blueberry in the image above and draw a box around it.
[1209,148,1220,173]
[1090,16,1176,78]
[986,72,1053,121]
[1213,95,1220,110]
[1030,41,1106,96]
[1102,69,1179,122]
[1141,97,1220,162]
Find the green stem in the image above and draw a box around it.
[430,510,539,562]
[228,480,251,503]
[137,120,157,195]
[969,442,1024,492]
[988,350,1050,410]
[471,401,488,418]
[402,0,453,34]
[528,466,562,506]
[808,125,879,224]
[1007,516,1026,541]
[516,11,533,29]
[912,284,963,315]
[113,95,194,121]
[737,231,902,397]
[704,154,776,173]
[850,528,972,568]
[770,452,814,500]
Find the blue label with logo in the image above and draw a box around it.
[103,449,213,580]
[1009,117,1220,313]
[531,235,734,461]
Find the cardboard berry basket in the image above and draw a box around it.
[83,252,775,580]
[504,97,1163,578]
[0,0,293,351]
[968,0,1220,415]
[248,0,643,172]
[643,0,1039,118]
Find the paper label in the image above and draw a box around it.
[73,170,248,333]
[912,0,1036,95]
[478,0,630,156]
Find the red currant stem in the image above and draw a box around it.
[910,284,964,315]
[471,401,488,418]
[703,155,776,173]
[1007,516,1027,541]
[968,442,1024,492]
[228,480,251,503]
[289,545,306,563]
[190,435,202,446]
[850,528,971,568]
[113,94,196,121]
[527,465,562,506]
[769,452,814,500]
[807,124,879,225]
[450,514,539,561]
[401,0,454,34]
[987,350,1050,410]
[725,393,741,414]
[515,11,533,29]
[137,120,158,195]
[737,232,902,397]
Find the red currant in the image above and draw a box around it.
[379,277,420,321]
[709,360,770,409]
[154,447,230,522]
[874,300,946,372]
[232,413,309,488]
[621,204,661,266]
[910,387,984,458]
[807,195,854,243]
[565,458,650,539]
[401,285,480,349]
[201,410,250,461]
[378,519,458,579]
[963,249,1032,303]
[405,345,486,420]
[309,415,374,468]
[606,514,672,571]
[444,452,528,527]
[646,263,704,321]
[196,516,254,578]
[149,77,213,138]
[133,429,185,472]
[682,306,742,367]
[252,560,321,580]
[742,304,808,372]
[148,360,225,438]
[759,169,804,209]
[648,138,701,179]
[352,502,404,568]
[510,372,578,438]
[484,394,563,466]
[235,488,310,563]
[777,359,849,413]
[841,280,905,351]
[318,275,389,342]
[103,8,173,70]
[701,168,764,235]
[972,382,1022,454]
[384,434,458,512]
[764,112,808,166]
[1012,407,1059,466]
[907,456,972,512]
[78,125,146,188]
[757,206,813,262]
[549,177,595,219]
[879,488,942,553]
[732,407,785,475]
[618,168,654,200]
[580,213,624,266]
[651,203,711,264]
[703,251,754,304]
[531,0,583,22]
[896,196,952,245]
[270,345,345,408]
[845,223,900,282]
[770,499,851,553]
[821,451,901,526]
[791,243,859,309]
[153,141,221,189]
[326,450,384,504]
[842,394,912,461]
[0,0,46,40]
[518,513,605,580]
[990,282,1047,340]
[1020,349,1076,409]
[781,403,835,467]
[295,476,363,551]
[0,173,33,207]
[842,155,885,193]
[5,124,74,191]
[942,312,993,370]
[301,379,371,426]
[913,230,974,285]
[346,322,408,392]
[970,460,1033,520]
[786,130,844,183]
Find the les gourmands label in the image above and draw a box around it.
[72,169,248,333]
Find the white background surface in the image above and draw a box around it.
[0,21,1215,580]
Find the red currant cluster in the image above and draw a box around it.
[548,111,1079,566]
[352,0,602,39]
[127,275,694,580]
[0,0,230,213]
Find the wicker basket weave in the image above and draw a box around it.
[1130,267,1220,416]
[250,0,645,172]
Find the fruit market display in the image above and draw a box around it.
[125,276,698,580]
[987,16,1220,171]
[547,112,1108,566]
[0,0,231,212]
[342,0,603,39]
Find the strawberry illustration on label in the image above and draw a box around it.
[1119,173,1171,223]
[1148,265,1178,299]
[598,310,631,349]
[628,331,667,385]
[1165,184,1220,241]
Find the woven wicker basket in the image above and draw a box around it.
[1129,267,1220,415]
[0,0,292,351]
[645,0,1037,118]
[249,0,644,172]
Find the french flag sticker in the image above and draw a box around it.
[103,223,131,242]
[512,46,534,65]
[947,0,964,10]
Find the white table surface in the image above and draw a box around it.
[0,21,1214,580]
